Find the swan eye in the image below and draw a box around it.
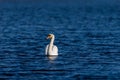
[47,34,52,39]
[48,35,52,38]
[48,34,51,36]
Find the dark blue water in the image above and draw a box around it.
[0,1,120,80]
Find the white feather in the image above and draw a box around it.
[45,45,58,55]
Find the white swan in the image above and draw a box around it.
[45,34,58,56]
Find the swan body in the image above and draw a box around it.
[45,34,58,56]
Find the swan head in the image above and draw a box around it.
[47,34,55,39]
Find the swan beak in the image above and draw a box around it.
[46,37,49,39]
[47,34,52,39]
[47,36,50,39]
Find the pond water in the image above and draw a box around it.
[0,1,120,80]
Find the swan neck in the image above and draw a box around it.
[50,36,54,44]
[48,36,55,53]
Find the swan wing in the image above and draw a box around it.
[45,45,49,55]
[53,45,58,55]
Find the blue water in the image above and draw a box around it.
[0,1,120,80]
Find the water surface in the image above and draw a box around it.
[0,1,120,80]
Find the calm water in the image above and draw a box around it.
[0,2,120,80]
